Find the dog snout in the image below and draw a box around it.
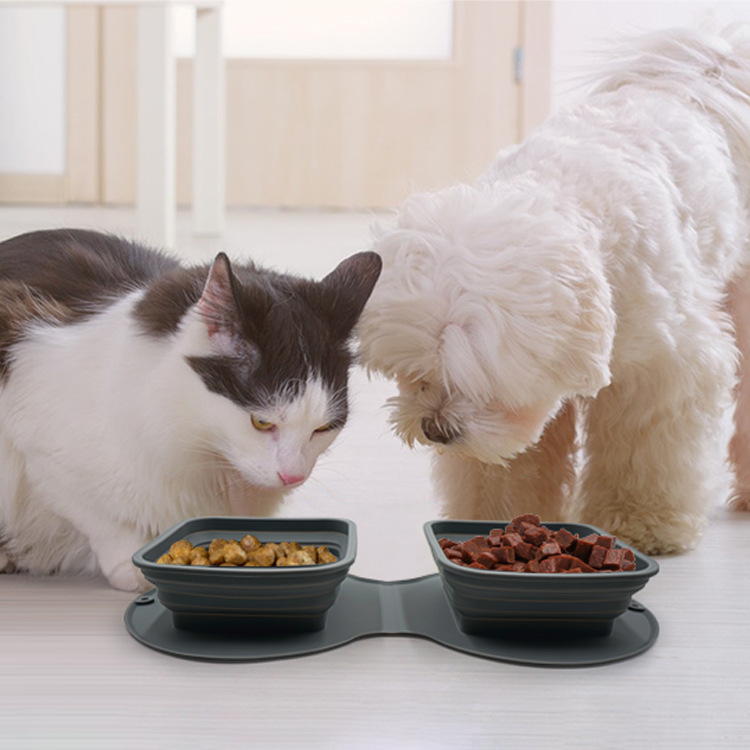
[421,416,459,445]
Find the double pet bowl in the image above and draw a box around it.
[126,517,660,667]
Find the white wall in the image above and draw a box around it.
[551,0,750,110]
[0,7,65,174]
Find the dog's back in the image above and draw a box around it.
[590,26,750,168]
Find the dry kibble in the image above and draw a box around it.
[157,535,339,567]
[208,539,228,565]
[248,546,276,567]
[317,546,337,564]
[169,540,193,558]
[240,534,261,552]
[286,550,317,566]
[279,542,301,556]
[222,541,248,566]
[189,546,208,564]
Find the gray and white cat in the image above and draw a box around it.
[0,229,381,590]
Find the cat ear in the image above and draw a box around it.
[320,251,382,335]
[196,252,243,354]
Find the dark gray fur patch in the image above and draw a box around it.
[0,229,178,381]
[0,228,382,419]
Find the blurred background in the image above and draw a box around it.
[2,0,750,225]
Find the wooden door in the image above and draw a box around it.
[67,0,550,209]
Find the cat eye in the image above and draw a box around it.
[313,423,334,434]
[251,414,275,432]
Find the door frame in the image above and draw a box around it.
[61,1,550,209]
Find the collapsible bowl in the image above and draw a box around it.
[133,517,356,633]
[424,520,659,637]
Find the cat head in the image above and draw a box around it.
[152,251,381,499]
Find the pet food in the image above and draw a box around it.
[156,537,338,567]
[439,514,636,573]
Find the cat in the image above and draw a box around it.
[0,228,381,591]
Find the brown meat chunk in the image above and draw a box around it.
[514,541,536,562]
[523,525,549,546]
[506,513,542,532]
[603,548,628,570]
[460,540,483,562]
[588,545,608,569]
[501,532,523,548]
[475,552,498,569]
[573,534,599,562]
[552,528,577,552]
[539,554,595,573]
[488,529,505,546]
[538,540,562,558]
[526,559,541,573]
[491,546,515,565]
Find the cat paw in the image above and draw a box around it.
[0,548,17,574]
[106,561,150,592]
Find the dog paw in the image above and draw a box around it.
[0,548,17,574]
[618,533,697,557]
[579,513,701,556]
[728,492,750,512]
[106,561,149,592]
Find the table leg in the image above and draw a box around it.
[136,4,175,249]
[192,5,225,236]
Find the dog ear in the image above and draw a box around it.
[554,250,614,397]
[439,323,495,402]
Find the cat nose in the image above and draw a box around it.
[421,416,459,445]
[278,472,305,486]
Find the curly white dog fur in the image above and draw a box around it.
[357,27,750,555]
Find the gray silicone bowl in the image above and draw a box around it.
[133,517,356,633]
[424,520,659,637]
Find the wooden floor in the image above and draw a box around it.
[1,205,749,749]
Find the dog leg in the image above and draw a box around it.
[433,401,577,520]
[575,343,735,554]
[727,275,750,511]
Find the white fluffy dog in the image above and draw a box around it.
[357,27,750,555]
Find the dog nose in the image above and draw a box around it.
[421,416,458,445]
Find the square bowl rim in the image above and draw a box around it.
[423,518,660,579]
[132,515,357,575]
